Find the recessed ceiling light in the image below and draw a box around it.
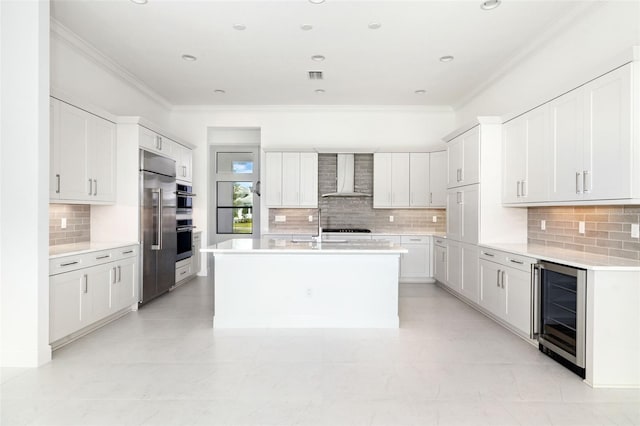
[232,23,246,31]
[480,0,501,10]
[129,0,148,4]
[300,24,314,31]
[214,89,226,94]
[315,89,325,94]
[181,54,197,61]
[368,22,382,30]
[311,55,325,62]
[308,0,325,4]
[414,90,426,95]
[440,55,454,62]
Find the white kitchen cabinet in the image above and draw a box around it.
[446,185,479,245]
[176,258,193,284]
[373,153,393,207]
[433,237,447,284]
[503,105,550,204]
[502,266,532,335]
[447,126,480,189]
[139,125,172,156]
[446,240,462,294]
[460,244,479,303]
[399,235,431,282]
[409,153,429,207]
[429,151,447,207]
[192,231,202,276]
[479,258,502,314]
[265,152,318,208]
[174,143,193,183]
[49,245,138,346]
[50,98,116,203]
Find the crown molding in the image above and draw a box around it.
[171,104,454,113]
[453,1,602,112]
[50,18,173,111]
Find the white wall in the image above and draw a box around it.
[169,106,456,272]
[456,1,640,124]
[1,0,51,367]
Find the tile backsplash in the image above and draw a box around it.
[49,204,90,246]
[268,153,446,234]
[528,205,640,260]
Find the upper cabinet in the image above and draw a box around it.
[447,126,480,189]
[50,98,116,204]
[503,62,639,205]
[373,152,446,208]
[264,152,318,208]
[139,126,192,183]
[174,143,193,183]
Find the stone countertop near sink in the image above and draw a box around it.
[482,242,640,271]
[49,241,139,259]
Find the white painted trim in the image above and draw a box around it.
[50,18,173,111]
[171,104,454,113]
[50,89,118,123]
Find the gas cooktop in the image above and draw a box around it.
[322,228,371,233]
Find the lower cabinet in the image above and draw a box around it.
[445,240,479,303]
[399,236,431,282]
[49,245,138,345]
[478,248,536,336]
[433,237,447,284]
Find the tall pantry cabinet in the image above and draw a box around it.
[441,118,527,304]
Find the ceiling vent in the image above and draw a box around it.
[308,71,324,80]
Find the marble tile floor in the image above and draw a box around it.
[1,278,639,426]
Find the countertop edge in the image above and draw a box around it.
[49,241,139,259]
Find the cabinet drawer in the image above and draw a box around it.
[503,254,536,273]
[433,237,447,247]
[479,248,501,262]
[401,235,430,245]
[111,245,138,261]
[373,235,401,244]
[176,264,191,282]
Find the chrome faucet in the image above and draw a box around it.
[313,208,323,243]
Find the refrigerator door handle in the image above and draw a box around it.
[151,188,162,250]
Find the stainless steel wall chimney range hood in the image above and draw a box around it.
[321,154,372,198]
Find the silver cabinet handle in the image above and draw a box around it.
[517,181,521,197]
[501,271,506,289]
[155,135,162,150]
[576,172,582,194]
[429,192,433,204]
[182,165,187,177]
[96,254,111,260]
[409,238,421,242]
[83,274,88,293]
[112,267,117,284]
[441,251,446,262]
[60,261,79,267]
[456,168,461,182]
[531,264,541,339]
[56,174,61,194]
[122,250,134,254]
[497,269,501,287]
[93,179,97,196]
[88,179,93,195]
[509,259,524,265]
[483,252,495,257]
[521,180,527,197]
[118,266,122,283]
[583,170,589,193]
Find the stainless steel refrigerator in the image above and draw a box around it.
[139,150,177,304]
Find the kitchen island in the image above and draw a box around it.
[201,238,408,328]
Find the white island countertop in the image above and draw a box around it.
[481,243,640,271]
[203,238,408,255]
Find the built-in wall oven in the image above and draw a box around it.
[176,218,196,261]
[177,183,195,213]
[533,261,587,378]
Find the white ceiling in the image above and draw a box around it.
[51,0,589,107]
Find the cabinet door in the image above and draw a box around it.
[139,126,160,153]
[446,241,462,293]
[583,64,632,200]
[502,115,527,204]
[550,89,584,201]
[281,153,301,206]
[446,188,462,241]
[391,153,410,206]
[299,153,318,207]
[50,99,61,199]
[50,270,85,342]
[112,257,137,312]
[461,244,479,303]
[447,137,463,188]
[264,152,283,206]
[524,105,550,202]
[87,115,116,202]
[503,267,531,335]
[461,126,480,186]
[400,243,430,279]
[433,245,447,284]
[373,153,392,207]
[429,151,447,207]
[175,145,193,182]
[461,184,479,245]
[409,153,429,207]
[57,101,90,201]
[192,234,201,276]
[479,259,501,315]
[86,263,116,324]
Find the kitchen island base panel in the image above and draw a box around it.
[213,253,400,328]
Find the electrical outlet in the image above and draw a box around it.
[308,215,313,222]
[432,216,437,223]
[275,215,286,223]
[306,288,313,297]
[61,218,67,229]
[389,215,394,223]
[541,220,546,231]
[578,221,585,234]
[631,223,640,239]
